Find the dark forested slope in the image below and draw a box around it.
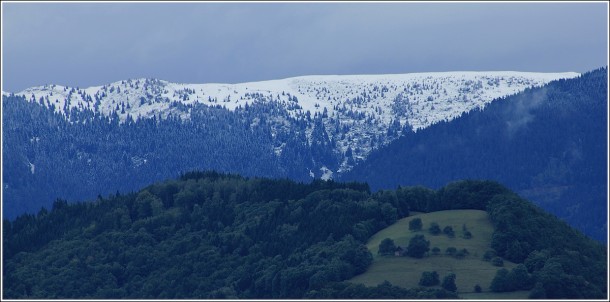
[342,67,608,242]
[2,97,336,218]
[3,174,606,299]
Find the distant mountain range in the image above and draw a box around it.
[3,71,577,177]
[3,69,605,243]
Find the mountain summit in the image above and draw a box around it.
[7,71,578,176]
[3,71,582,220]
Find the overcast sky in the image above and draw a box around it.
[2,2,608,92]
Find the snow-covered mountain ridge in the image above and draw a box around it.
[8,72,579,128]
[5,71,579,178]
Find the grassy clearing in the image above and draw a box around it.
[349,209,521,297]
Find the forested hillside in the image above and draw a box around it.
[343,67,608,242]
[3,174,606,299]
[2,98,337,217]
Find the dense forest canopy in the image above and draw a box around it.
[3,173,606,299]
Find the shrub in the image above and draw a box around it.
[406,234,430,258]
[455,248,469,259]
[429,222,441,235]
[463,230,472,239]
[443,225,455,237]
[483,250,496,261]
[445,247,457,256]
[491,257,504,267]
[431,247,441,255]
[418,271,440,286]
[378,238,396,256]
[408,218,423,231]
[474,284,482,293]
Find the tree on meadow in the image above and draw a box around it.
[378,238,396,256]
[406,234,430,258]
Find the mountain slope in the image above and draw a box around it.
[6,71,578,174]
[2,72,578,218]
[341,67,608,242]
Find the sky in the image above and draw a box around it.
[1,1,608,92]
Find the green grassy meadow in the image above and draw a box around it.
[349,209,528,298]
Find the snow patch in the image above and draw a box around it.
[320,166,334,181]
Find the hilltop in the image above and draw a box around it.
[3,174,606,299]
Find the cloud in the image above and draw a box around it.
[503,87,548,137]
